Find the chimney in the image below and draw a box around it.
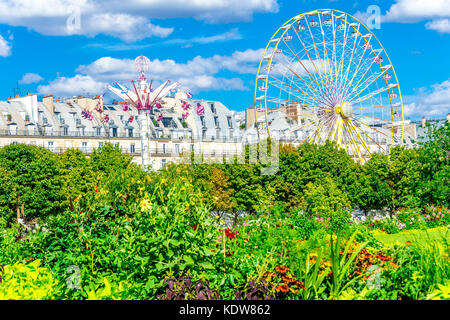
[43,94,54,114]
[421,116,426,127]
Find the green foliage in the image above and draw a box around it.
[0,144,65,222]
[0,126,448,300]
[0,259,58,299]
[301,175,351,215]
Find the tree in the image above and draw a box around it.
[356,153,392,215]
[0,144,65,222]
[416,122,450,207]
[301,175,351,216]
[59,148,97,201]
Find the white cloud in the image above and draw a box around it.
[381,0,450,34]
[0,0,278,41]
[38,75,107,97]
[0,34,11,57]
[425,19,450,33]
[19,73,44,84]
[404,79,450,118]
[40,48,265,96]
[383,0,450,22]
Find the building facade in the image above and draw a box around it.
[0,93,243,170]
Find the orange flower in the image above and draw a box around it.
[295,280,306,290]
[263,272,277,279]
[282,275,295,283]
[275,266,290,274]
[275,284,289,293]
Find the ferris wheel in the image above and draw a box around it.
[254,9,404,163]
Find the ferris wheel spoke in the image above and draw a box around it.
[342,122,360,157]
[303,16,328,89]
[350,120,385,153]
[264,95,319,110]
[343,49,380,99]
[344,125,361,159]
[353,104,395,111]
[336,15,350,92]
[268,75,323,105]
[345,64,389,101]
[311,115,335,144]
[278,40,325,97]
[350,84,397,105]
[289,117,321,133]
[264,95,318,110]
[340,41,370,97]
[346,122,372,158]
[293,20,329,95]
[353,113,392,123]
[341,25,362,97]
[350,117,389,137]
[307,119,328,143]
[317,14,333,86]
[331,13,339,85]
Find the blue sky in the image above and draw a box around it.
[0,0,449,119]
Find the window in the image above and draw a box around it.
[130,144,135,153]
[162,117,174,128]
[98,142,104,148]
[227,116,232,128]
[112,127,118,137]
[81,142,88,152]
[190,144,194,152]
[214,116,219,128]
[47,141,54,152]
[96,127,101,136]
[27,125,35,135]
[175,144,180,154]
[63,127,68,136]
[8,124,17,135]
[200,116,206,127]
[128,128,133,138]
[210,103,216,113]
[162,144,167,154]
[161,159,167,168]
[78,127,85,136]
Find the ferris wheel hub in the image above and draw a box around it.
[335,101,353,119]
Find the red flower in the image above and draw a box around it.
[189,224,198,230]
[95,185,99,193]
[224,228,237,239]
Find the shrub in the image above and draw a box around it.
[0,259,58,299]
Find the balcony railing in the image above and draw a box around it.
[0,129,244,142]
[41,146,244,158]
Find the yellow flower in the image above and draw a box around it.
[140,199,152,212]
